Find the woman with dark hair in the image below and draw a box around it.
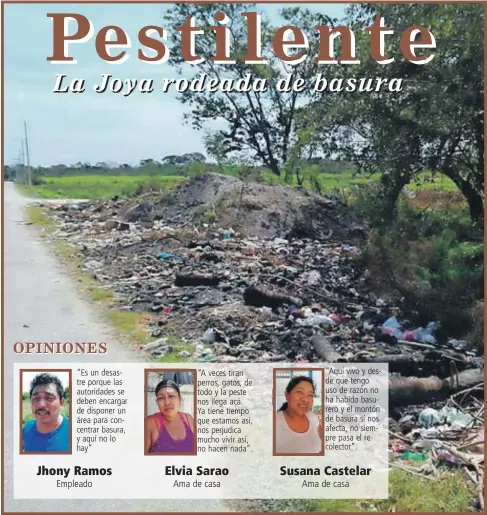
[145,379,195,454]
[275,375,322,454]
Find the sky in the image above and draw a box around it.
[4,2,347,167]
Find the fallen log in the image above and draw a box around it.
[350,352,469,378]
[389,368,484,407]
[352,353,424,376]
[389,376,445,407]
[243,286,302,309]
[397,339,437,350]
[175,272,220,287]
[311,336,341,362]
[451,368,485,389]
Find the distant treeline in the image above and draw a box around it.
[4,155,353,181]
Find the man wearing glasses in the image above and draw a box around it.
[22,373,70,452]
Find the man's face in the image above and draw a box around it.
[31,383,64,428]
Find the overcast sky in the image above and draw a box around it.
[4,2,346,167]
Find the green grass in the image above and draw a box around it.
[25,205,56,228]
[157,336,197,363]
[24,205,203,361]
[24,175,183,200]
[106,311,151,346]
[54,243,154,346]
[262,169,458,194]
[409,173,458,192]
[22,399,70,424]
[312,469,475,512]
[51,240,116,302]
[25,205,154,347]
[20,169,458,202]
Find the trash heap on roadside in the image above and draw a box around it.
[38,174,483,366]
[389,384,484,509]
[37,174,484,507]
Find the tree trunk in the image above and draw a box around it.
[441,167,484,227]
[457,178,483,224]
[269,159,281,177]
[464,187,484,227]
[466,192,484,227]
[379,174,411,225]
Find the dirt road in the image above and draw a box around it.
[3,182,231,512]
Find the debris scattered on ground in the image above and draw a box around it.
[388,384,484,509]
[37,173,484,508]
[38,174,483,365]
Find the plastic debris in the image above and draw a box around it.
[418,408,441,428]
[402,451,428,462]
[203,328,216,345]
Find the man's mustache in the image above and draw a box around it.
[36,409,50,415]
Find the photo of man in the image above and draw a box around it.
[21,371,71,454]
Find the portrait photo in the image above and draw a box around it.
[144,369,197,456]
[20,369,72,454]
[273,368,324,456]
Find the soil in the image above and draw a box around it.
[119,173,366,243]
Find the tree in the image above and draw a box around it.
[185,152,206,163]
[163,4,335,176]
[3,165,15,181]
[204,132,233,168]
[161,153,206,166]
[301,3,484,226]
[140,158,157,167]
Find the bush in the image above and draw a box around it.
[357,185,484,345]
[352,182,393,228]
[465,301,484,353]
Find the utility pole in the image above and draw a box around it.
[19,139,25,182]
[15,148,22,182]
[23,121,32,186]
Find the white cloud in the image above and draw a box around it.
[4,2,346,165]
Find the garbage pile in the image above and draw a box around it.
[123,173,360,242]
[39,174,483,368]
[39,173,484,507]
[42,174,371,361]
[389,384,484,509]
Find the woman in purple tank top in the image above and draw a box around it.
[145,379,196,454]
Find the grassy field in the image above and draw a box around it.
[312,468,475,512]
[22,398,70,424]
[263,169,458,193]
[324,171,457,192]
[18,169,459,201]
[22,175,184,199]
